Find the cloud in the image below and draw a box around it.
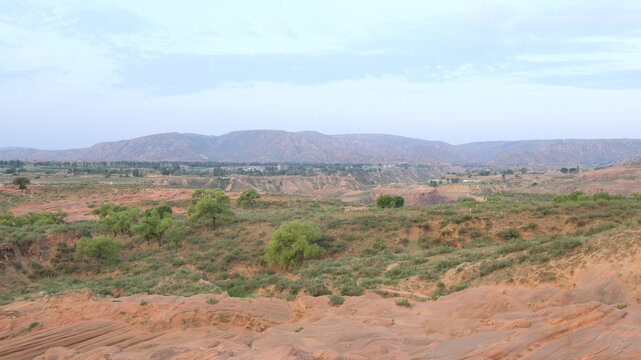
[1,0,641,148]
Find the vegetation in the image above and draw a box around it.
[166,222,186,252]
[134,206,173,246]
[75,236,122,268]
[264,220,325,270]
[3,187,641,306]
[93,204,141,235]
[376,195,405,208]
[188,188,234,229]
[236,189,261,208]
[329,294,345,306]
[12,176,31,190]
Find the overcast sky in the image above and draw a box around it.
[1,0,641,149]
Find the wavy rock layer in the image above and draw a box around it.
[2,285,641,360]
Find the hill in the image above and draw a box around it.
[0,131,468,164]
[2,130,641,168]
[460,139,641,168]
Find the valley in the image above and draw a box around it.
[2,162,641,358]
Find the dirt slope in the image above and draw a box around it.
[2,274,641,360]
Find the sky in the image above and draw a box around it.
[1,0,641,149]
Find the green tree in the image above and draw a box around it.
[75,236,122,267]
[188,188,234,229]
[236,188,261,208]
[12,176,30,190]
[167,222,186,252]
[98,206,141,235]
[92,203,126,219]
[134,206,173,246]
[264,220,324,270]
[376,195,404,208]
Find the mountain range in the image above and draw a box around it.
[2,130,641,169]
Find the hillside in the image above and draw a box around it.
[461,139,641,168]
[3,185,641,358]
[0,131,468,164]
[2,131,641,168]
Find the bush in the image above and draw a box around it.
[469,228,483,239]
[236,189,261,208]
[552,194,570,203]
[306,279,330,296]
[329,294,345,306]
[440,214,472,227]
[376,195,405,208]
[497,228,521,240]
[479,259,514,276]
[584,222,617,236]
[395,298,411,307]
[264,221,325,270]
[340,280,364,296]
[592,192,611,201]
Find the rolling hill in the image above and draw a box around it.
[2,130,641,168]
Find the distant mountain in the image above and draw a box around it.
[460,139,641,168]
[0,131,469,164]
[2,131,641,169]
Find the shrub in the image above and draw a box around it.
[376,195,405,208]
[592,192,611,201]
[552,194,569,203]
[440,214,472,227]
[206,298,219,304]
[497,228,521,240]
[340,280,364,296]
[417,236,435,248]
[583,222,617,236]
[395,298,411,307]
[329,294,345,306]
[305,279,330,296]
[480,259,514,276]
[236,189,261,208]
[469,228,483,239]
[264,221,325,270]
[29,261,57,279]
[568,191,586,201]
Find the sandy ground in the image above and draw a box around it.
[8,187,194,221]
[2,279,641,360]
